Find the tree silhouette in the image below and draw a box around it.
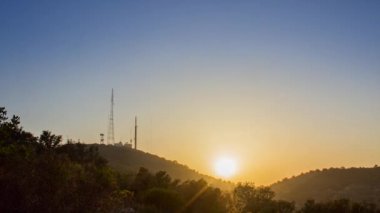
[39,130,61,149]
[1,106,380,213]
[233,182,294,213]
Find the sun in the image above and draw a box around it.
[214,157,238,179]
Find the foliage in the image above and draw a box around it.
[130,167,229,212]
[97,144,234,190]
[0,107,230,212]
[298,199,380,213]
[271,167,380,207]
[1,107,379,212]
[233,182,295,213]
[0,107,123,212]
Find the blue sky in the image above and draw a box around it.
[1,0,380,183]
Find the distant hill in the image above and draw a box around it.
[93,144,234,191]
[271,167,380,207]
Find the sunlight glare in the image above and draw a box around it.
[214,157,238,179]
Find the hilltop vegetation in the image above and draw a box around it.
[271,167,380,207]
[0,107,234,212]
[0,107,294,212]
[96,144,233,190]
[1,106,380,212]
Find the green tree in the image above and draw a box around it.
[0,107,129,212]
[143,187,183,212]
[233,182,294,213]
[39,130,62,149]
[179,179,229,213]
[299,199,380,213]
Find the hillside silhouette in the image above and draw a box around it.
[2,107,380,212]
[95,144,234,191]
[271,167,380,207]
[1,106,302,212]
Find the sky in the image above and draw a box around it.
[1,0,380,185]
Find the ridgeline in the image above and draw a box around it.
[94,144,234,191]
[2,106,380,212]
[271,167,380,207]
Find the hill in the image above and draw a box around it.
[271,167,380,207]
[93,144,234,190]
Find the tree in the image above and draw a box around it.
[233,182,294,213]
[0,107,7,123]
[39,130,61,149]
[0,107,126,212]
[179,179,229,213]
[299,199,380,213]
[143,188,183,212]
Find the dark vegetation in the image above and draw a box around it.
[97,144,233,191]
[271,167,380,208]
[1,107,379,212]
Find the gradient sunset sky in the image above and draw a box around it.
[1,1,380,185]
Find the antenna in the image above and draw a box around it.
[107,89,115,144]
[134,116,137,150]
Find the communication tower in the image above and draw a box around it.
[134,116,137,149]
[107,89,115,144]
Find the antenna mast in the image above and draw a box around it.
[134,116,137,150]
[107,89,115,144]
